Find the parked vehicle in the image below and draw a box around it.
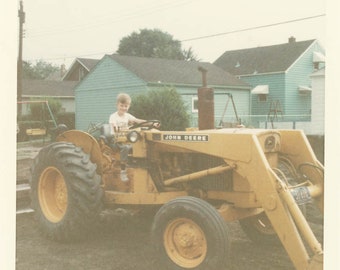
[30,117,323,270]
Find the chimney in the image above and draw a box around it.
[288,36,296,43]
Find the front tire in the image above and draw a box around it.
[30,142,103,241]
[152,196,230,270]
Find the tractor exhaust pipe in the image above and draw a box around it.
[198,67,214,130]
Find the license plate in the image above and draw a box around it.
[290,187,312,205]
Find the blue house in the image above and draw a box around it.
[214,37,325,129]
[75,54,251,131]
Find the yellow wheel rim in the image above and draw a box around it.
[38,166,68,223]
[164,218,207,268]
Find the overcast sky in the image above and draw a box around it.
[19,0,327,68]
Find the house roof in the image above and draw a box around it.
[214,39,317,76]
[23,79,78,97]
[77,58,100,71]
[62,58,100,81]
[108,54,249,88]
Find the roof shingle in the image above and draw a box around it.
[109,54,249,87]
[23,79,78,97]
[76,58,100,71]
[214,39,316,76]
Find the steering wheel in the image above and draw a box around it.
[129,120,161,130]
[87,122,104,134]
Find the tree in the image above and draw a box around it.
[23,60,59,80]
[117,28,199,61]
[129,88,190,131]
[182,47,200,62]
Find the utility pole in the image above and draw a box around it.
[17,0,25,116]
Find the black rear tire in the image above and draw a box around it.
[30,142,103,241]
[239,212,279,245]
[152,196,230,270]
[239,156,307,245]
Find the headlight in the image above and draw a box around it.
[127,131,139,143]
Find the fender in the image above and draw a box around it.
[56,130,103,174]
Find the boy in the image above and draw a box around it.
[109,93,145,182]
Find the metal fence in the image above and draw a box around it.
[190,114,317,132]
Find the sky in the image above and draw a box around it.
[18,0,327,68]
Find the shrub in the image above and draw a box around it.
[29,98,62,121]
[129,88,190,131]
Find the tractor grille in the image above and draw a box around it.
[190,154,232,191]
[195,172,232,191]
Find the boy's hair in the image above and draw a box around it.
[116,93,131,104]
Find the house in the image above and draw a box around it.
[62,58,100,81]
[21,79,78,114]
[45,58,100,81]
[18,79,78,138]
[21,58,100,115]
[75,54,251,130]
[214,37,325,132]
[305,67,325,135]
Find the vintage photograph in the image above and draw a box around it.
[2,0,339,269]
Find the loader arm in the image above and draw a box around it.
[144,128,323,270]
[236,133,323,270]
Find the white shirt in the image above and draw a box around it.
[109,112,137,134]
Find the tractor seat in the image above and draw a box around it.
[100,124,114,144]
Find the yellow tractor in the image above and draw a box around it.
[30,120,323,270]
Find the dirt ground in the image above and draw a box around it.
[16,205,323,270]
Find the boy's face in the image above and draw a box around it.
[117,102,130,115]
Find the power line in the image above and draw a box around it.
[181,14,326,42]
[25,14,325,63]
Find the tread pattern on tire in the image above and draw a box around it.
[30,142,103,241]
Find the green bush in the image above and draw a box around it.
[130,88,190,131]
[29,98,62,121]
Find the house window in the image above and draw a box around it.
[192,96,198,113]
[251,85,269,102]
[258,94,267,102]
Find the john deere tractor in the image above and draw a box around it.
[30,119,323,270]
